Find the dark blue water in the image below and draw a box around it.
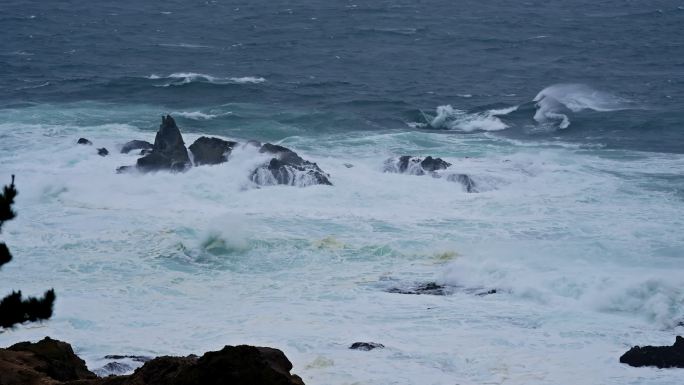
[1,0,683,152]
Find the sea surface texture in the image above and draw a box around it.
[1,1,683,384]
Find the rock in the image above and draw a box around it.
[116,166,133,174]
[384,156,451,176]
[343,163,354,168]
[77,138,92,145]
[387,282,449,295]
[188,136,237,166]
[139,149,152,155]
[251,143,332,187]
[98,148,109,157]
[121,140,153,154]
[93,362,133,377]
[446,173,477,193]
[136,115,191,172]
[619,336,684,368]
[1,338,305,385]
[349,342,384,351]
[0,337,97,385]
[103,355,152,363]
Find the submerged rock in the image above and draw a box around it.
[98,147,109,156]
[446,173,478,193]
[0,338,305,385]
[620,336,684,368]
[78,138,92,145]
[385,155,452,175]
[93,361,133,377]
[251,143,332,187]
[136,115,191,172]
[189,136,237,166]
[121,140,153,154]
[349,342,384,351]
[387,282,449,295]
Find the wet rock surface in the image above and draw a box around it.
[251,143,332,186]
[349,342,385,351]
[188,136,237,166]
[120,140,153,154]
[0,338,305,385]
[135,115,191,172]
[77,138,92,145]
[620,336,684,368]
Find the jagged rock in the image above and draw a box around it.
[349,342,384,351]
[188,137,237,166]
[385,156,451,175]
[620,336,684,368]
[387,282,449,295]
[0,337,97,384]
[446,173,477,193]
[136,115,191,172]
[251,143,331,187]
[121,140,153,154]
[103,355,152,363]
[98,148,109,157]
[77,138,92,145]
[0,338,305,385]
[94,362,133,377]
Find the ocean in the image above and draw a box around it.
[1,1,683,384]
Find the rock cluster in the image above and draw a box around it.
[0,337,305,385]
[384,156,478,192]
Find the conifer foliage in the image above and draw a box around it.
[0,175,56,328]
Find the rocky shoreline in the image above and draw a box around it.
[0,337,304,385]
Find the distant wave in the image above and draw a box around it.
[147,73,266,87]
[171,110,232,120]
[417,105,517,132]
[417,83,629,132]
[533,83,629,129]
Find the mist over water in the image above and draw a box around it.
[1,1,683,384]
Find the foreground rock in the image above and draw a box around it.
[620,336,684,368]
[384,155,478,192]
[135,115,191,172]
[0,337,96,384]
[0,337,305,385]
[251,143,332,187]
[120,140,153,154]
[189,136,237,166]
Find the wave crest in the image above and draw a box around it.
[147,73,266,87]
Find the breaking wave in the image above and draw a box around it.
[147,73,266,87]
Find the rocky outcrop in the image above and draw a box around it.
[120,140,153,154]
[387,282,450,295]
[0,338,305,385]
[251,143,332,187]
[349,342,384,351]
[620,336,684,368]
[384,156,478,192]
[77,138,92,145]
[97,148,109,157]
[0,337,97,384]
[135,115,191,172]
[188,137,237,166]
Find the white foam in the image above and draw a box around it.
[533,83,629,128]
[147,73,266,86]
[429,105,511,132]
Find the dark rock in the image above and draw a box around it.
[78,138,93,145]
[446,173,477,193]
[188,136,237,166]
[387,282,449,296]
[349,342,384,351]
[136,115,191,172]
[1,338,305,385]
[620,336,684,368]
[103,355,152,363]
[251,143,331,187]
[121,140,153,154]
[385,156,451,175]
[98,148,109,157]
[94,362,134,377]
[1,337,97,383]
[420,156,452,172]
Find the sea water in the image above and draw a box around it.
[1,1,683,384]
